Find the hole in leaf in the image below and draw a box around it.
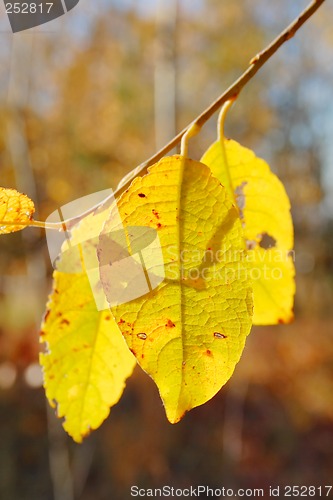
[258,232,277,249]
[246,239,257,250]
[137,333,147,340]
[214,332,227,339]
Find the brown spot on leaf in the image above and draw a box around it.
[129,348,137,356]
[152,209,160,219]
[166,319,175,328]
[178,410,187,421]
[105,315,111,321]
[44,310,51,322]
[157,223,162,229]
[138,193,146,198]
[288,250,296,261]
[214,332,227,339]
[61,319,70,326]
[246,239,257,250]
[259,232,277,249]
[206,349,212,356]
[118,319,125,325]
[137,333,147,340]
[80,428,93,440]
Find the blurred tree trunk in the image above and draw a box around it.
[154,0,179,152]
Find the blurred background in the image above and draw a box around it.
[0,0,333,498]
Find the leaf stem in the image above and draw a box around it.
[217,99,235,144]
[116,0,326,195]
[180,122,202,158]
[0,219,64,231]
[217,99,236,202]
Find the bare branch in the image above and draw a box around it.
[116,0,326,195]
[6,0,324,234]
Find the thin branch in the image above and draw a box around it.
[116,0,325,195]
[3,0,324,235]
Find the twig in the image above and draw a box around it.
[116,0,325,195]
[1,0,325,235]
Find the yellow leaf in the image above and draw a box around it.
[40,271,136,442]
[0,187,35,234]
[99,156,253,423]
[201,139,295,325]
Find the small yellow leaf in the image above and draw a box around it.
[99,156,253,423]
[40,271,136,442]
[201,139,295,325]
[0,187,35,234]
